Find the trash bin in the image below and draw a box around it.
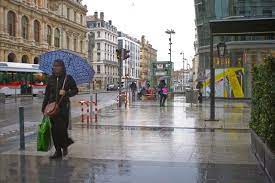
[0,93,5,104]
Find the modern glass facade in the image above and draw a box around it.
[194,0,275,98]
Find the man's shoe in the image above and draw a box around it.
[49,151,62,159]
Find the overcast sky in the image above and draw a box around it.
[82,0,196,70]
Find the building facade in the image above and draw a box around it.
[87,12,118,90]
[118,32,140,86]
[194,0,275,98]
[139,35,157,87]
[0,0,88,64]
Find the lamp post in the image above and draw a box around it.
[217,42,227,98]
[180,52,187,91]
[165,29,175,63]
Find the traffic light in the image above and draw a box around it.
[123,49,130,60]
[116,49,121,60]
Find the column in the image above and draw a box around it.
[28,17,34,42]
[51,26,55,47]
[16,14,22,39]
[0,7,4,34]
[44,0,48,9]
[3,8,8,34]
[0,50,4,61]
[62,30,66,49]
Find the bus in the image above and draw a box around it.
[0,62,47,96]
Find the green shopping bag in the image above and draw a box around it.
[37,116,52,152]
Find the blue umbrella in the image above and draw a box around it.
[39,50,94,85]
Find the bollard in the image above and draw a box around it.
[19,106,25,150]
[86,101,90,124]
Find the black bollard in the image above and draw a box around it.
[19,106,25,150]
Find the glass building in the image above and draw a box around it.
[194,0,275,98]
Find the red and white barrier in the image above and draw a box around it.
[79,99,98,124]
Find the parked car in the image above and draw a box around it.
[107,84,118,91]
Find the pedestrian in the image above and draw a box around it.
[42,59,78,159]
[158,80,168,107]
[196,81,203,104]
[130,81,137,101]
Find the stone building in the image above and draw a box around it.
[87,12,118,90]
[0,0,88,64]
[139,35,157,86]
[118,31,140,86]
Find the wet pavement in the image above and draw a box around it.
[88,96,251,130]
[0,92,118,137]
[0,95,270,183]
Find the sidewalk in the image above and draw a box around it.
[0,96,270,183]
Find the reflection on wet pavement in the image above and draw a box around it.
[0,96,269,183]
[0,154,268,183]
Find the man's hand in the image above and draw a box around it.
[59,90,66,96]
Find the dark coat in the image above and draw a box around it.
[42,74,78,112]
[42,74,78,149]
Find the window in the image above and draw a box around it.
[34,57,39,64]
[33,20,40,42]
[80,14,83,25]
[97,52,100,61]
[97,43,100,50]
[21,55,29,63]
[67,8,70,19]
[7,11,16,36]
[74,37,77,51]
[21,16,28,39]
[263,9,272,17]
[97,31,100,38]
[54,28,60,48]
[8,53,16,62]
[97,65,100,74]
[67,36,70,49]
[47,25,52,45]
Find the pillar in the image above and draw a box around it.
[16,14,22,39]
[51,26,55,47]
[0,50,4,61]
[28,17,34,42]
[0,7,4,34]
[3,8,8,34]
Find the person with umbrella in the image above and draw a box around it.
[158,79,168,107]
[42,60,78,159]
[39,50,95,159]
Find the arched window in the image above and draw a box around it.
[34,57,39,64]
[21,55,29,63]
[21,16,28,39]
[47,25,52,46]
[8,53,16,62]
[33,20,40,42]
[54,28,60,48]
[7,11,16,36]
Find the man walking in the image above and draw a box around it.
[130,82,137,101]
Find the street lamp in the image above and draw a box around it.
[217,42,227,58]
[165,29,175,63]
[180,52,187,91]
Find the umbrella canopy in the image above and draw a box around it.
[159,76,170,81]
[39,50,94,85]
